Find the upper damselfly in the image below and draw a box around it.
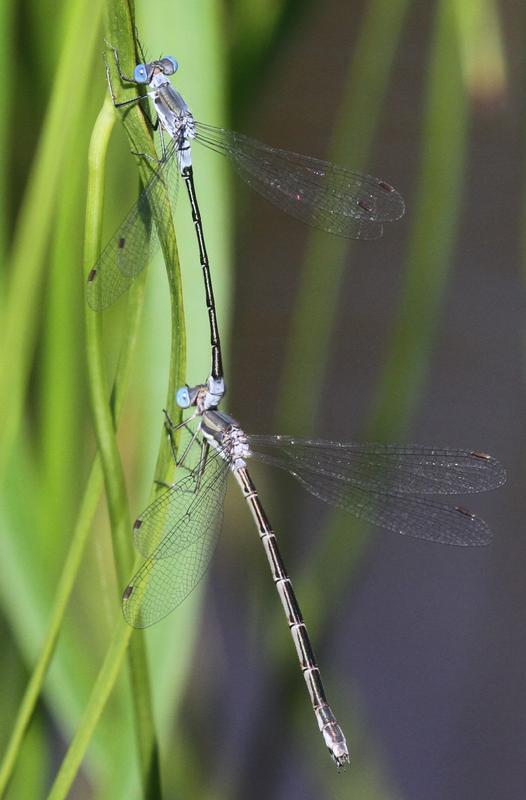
[87,46,405,380]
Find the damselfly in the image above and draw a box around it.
[122,378,506,767]
[87,47,405,380]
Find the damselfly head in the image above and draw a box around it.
[134,57,177,84]
[159,56,178,75]
[176,384,200,409]
[133,63,154,83]
[176,380,223,414]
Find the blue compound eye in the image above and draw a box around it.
[176,386,191,408]
[133,64,149,83]
[161,56,178,75]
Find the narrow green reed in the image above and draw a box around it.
[40,111,91,545]
[46,617,135,800]
[84,98,136,585]
[452,0,507,100]
[276,0,411,434]
[367,0,468,440]
[230,1,308,115]
[7,715,47,800]
[84,85,162,800]
[0,0,13,276]
[105,3,187,479]
[0,0,103,483]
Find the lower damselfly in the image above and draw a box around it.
[122,378,506,767]
[87,46,405,380]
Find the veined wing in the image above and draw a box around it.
[194,121,405,240]
[247,437,506,495]
[132,443,229,559]
[299,473,494,545]
[247,436,506,546]
[123,446,230,628]
[86,139,180,311]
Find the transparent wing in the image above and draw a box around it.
[194,121,405,240]
[86,140,180,311]
[123,446,230,628]
[247,437,506,495]
[296,474,493,546]
[248,437,506,546]
[132,444,229,559]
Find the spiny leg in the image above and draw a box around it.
[154,410,199,488]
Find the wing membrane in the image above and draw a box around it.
[248,437,505,495]
[88,116,406,312]
[295,470,493,546]
[194,121,405,240]
[132,445,229,559]
[123,446,230,628]
[248,436,506,546]
[86,140,179,311]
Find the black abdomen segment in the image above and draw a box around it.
[182,166,223,381]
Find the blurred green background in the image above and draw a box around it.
[0,0,520,798]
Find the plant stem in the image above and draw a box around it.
[83,94,162,797]
[46,618,134,800]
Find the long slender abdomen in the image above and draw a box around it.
[233,466,349,767]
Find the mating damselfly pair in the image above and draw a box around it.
[89,46,506,768]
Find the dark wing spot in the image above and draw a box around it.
[378,180,395,192]
[358,199,374,213]
[118,237,126,249]
[133,518,143,530]
[87,268,97,283]
[455,506,475,519]
[471,450,490,460]
[123,585,134,600]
